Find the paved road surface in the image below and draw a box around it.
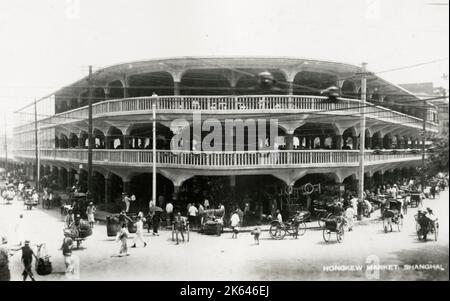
[1,188,448,281]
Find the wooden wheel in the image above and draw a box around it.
[269,222,286,240]
[323,229,331,243]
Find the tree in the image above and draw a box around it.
[424,126,449,179]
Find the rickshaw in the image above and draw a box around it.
[410,192,422,208]
[415,210,438,241]
[322,216,346,243]
[269,211,310,240]
[200,207,224,236]
[382,199,403,233]
[64,219,93,248]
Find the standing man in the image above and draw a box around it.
[188,203,198,228]
[21,241,37,281]
[122,193,131,213]
[0,237,11,281]
[230,210,240,239]
[131,215,147,248]
[173,212,186,245]
[86,202,96,229]
[152,209,161,236]
[165,201,174,228]
[61,234,74,276]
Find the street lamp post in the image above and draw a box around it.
[359,63,368,207]
[152,94,157,205]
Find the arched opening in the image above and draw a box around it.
[294,123,339,150]
[108,80,124,99]
[342,127,357,150]
[383,133,393,149]
[106,127,124,149]
[128,173,174,212]
[128,71,174,97]
[128,123,173,150]
[181,69,231,96]
[234,69,288,95]
[93,129,105,149]
[69,133,78,148]
[372,132,382,149]
[92,87,105,104]
[341,80,357,99]
[92,171,105,203]
[293,71,338,96]
[59,134,69,149]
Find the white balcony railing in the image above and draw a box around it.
[14,95,439,133]
[13,149,423,169]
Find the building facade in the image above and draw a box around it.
[11,57,439,213]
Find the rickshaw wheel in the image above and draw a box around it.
[417,228,425,241]
[269,222,285,240]
[383,219,388,233]
[322,229,331,242]
[297,222,307,236]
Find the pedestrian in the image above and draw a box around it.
[21,240,37,281]
[344,206,355,231]
[230,210,240,239]
[131,216,147,248]
[251,224,261,245]
[115,223,130,257]
[173,212,186,245]
[204,198,210,210]
[152,210,161,236]
[165,201,174,228]
[122,193,131,213]
[86,202,96,229]
[276,209,283,223]
[15,214,25,247]
[236,206,244,227]
[0,237,11,281]
[197,202,205,226]
[61,233,74,275]
[188,203,198,228]
[65,209,75,228]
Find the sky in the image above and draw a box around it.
[0,0,448,135]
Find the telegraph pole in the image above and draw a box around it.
[358,62,368,204]
[3,114,7,178]
[421,98,427,192]
[87,65,93,194]
[152,100,157,204]
[34,99,40,189]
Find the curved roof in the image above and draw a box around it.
[29,56,421,105]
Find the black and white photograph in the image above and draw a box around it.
[0,0,448,284]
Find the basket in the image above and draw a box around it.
[324,219,337,231]
[36,257,52,275]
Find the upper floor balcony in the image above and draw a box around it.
[14,148,423,170]
[14,95,439,134]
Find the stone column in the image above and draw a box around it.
[78,136,84,148]
[286,133,294,150]
[174,82,181,96]
[123,135,131,149]
[334,135,343,150]
[123,180,130,194]
[67,170,73,187]
[352,136,358,150]
[105,177,112,203]
[365,136,372,149]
